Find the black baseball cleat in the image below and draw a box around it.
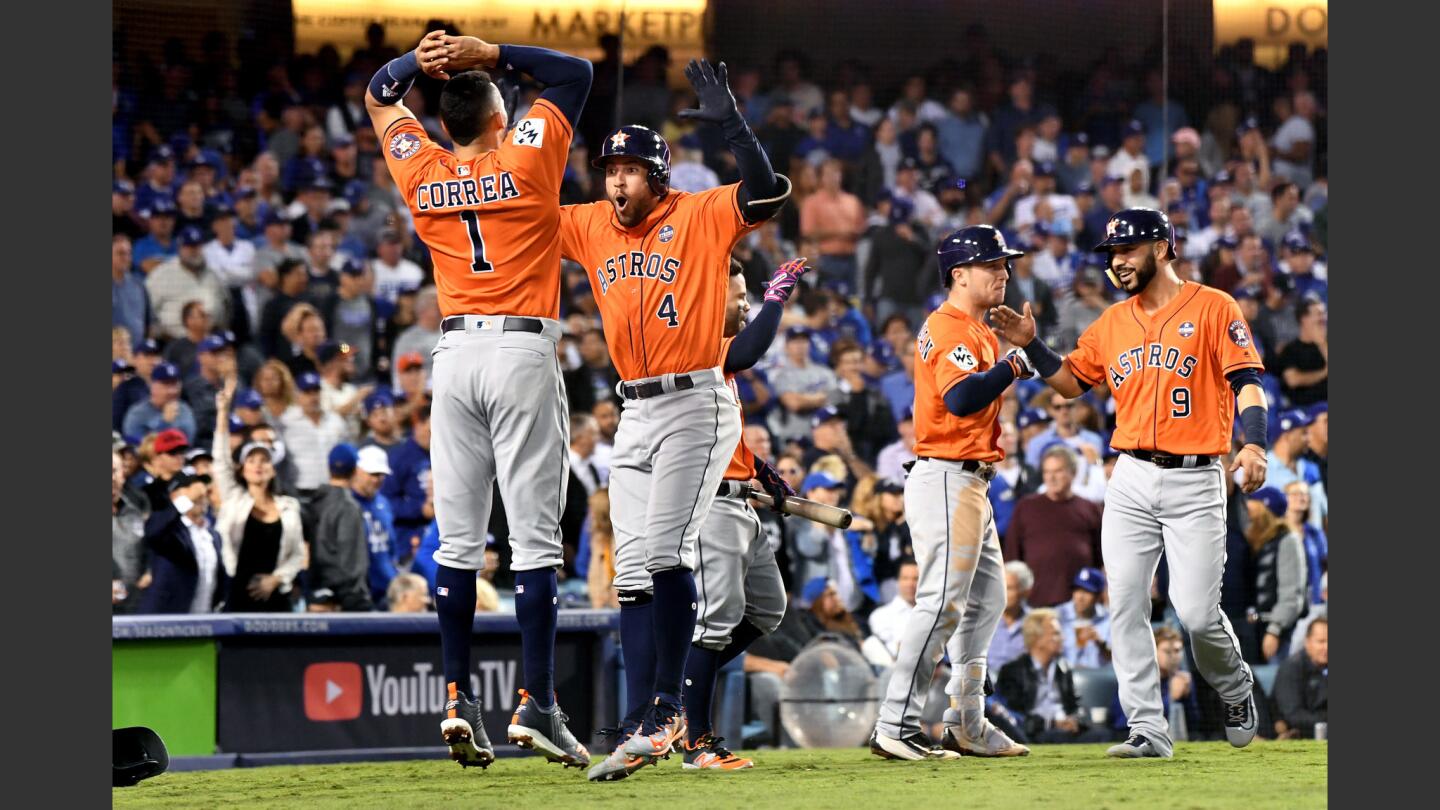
[1106,733,1167,759]
[507,689,591,768]
[1224,692,1258,748]
[440,686,495,769]
[869,730,961,761]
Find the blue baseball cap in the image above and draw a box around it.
[1236,116,1261,139]
[1073,567,1107,594]
[296,372,322,393]
[328,443,359,476]
[198,334,231,353]
[887,196,917,226]
[869,341,896,365]
[785,326,812,342]
[1017,407,1052,430]
[1101,174,1124,188]
[1277,408,1313,434]
[1216,234,1240,250]
[1074,179,1095,195]
[801,471,843,493]
[1213,169,1234,185]
[1034,160,1056,178]
[143,198,177,217]
[211,203,236,220]
[150,362,181,383]
[113,179,135,196]
[331,131,356,148]
[235,388,264,410]
[187,152,216,170]
[799,577,832,609]
[1232,284,1262,302]
[811,405,844,428]
[235,186,258,201]
[148,145,176,165]
[363,389,395,415]
[135,338,162,356]
[1249,487,1287,518]
[1282,230,1314,254]
[344,180,369,205]
[178,226,206,247]
[1124,119,1146,136]
[263,210,291,227]
[112,359,134,374]
[1308,402,1328,418]
[339,258,365,277]
[228,415,245,434]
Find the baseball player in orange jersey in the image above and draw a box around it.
[557,60,791,782]
[871,226,1033,762]
[679,258,808,772]
[366,32,593,769]
[991,208,1270,759]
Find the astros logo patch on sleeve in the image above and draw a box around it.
[389,132,421,160]
[1227,320,1252,348]
[948,343,978,371]
[512,118,546,149]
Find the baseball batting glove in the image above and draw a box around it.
[753,456,796,516]
[763,257,810,304]
[677,59,739,124]
[1004,347,1038,380]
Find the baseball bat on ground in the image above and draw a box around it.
[738,485,853,529]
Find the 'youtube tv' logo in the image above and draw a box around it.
[304,662,362,722]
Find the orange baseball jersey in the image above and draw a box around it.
[558,184,761,382]
[1066,282,1263,455]
[380,99,573,319]
[721,339,756,481]
[912,302,1004,462]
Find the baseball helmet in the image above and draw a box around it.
[1093,207,1176,287]
[592,125,671,197]
[935,225,1024,287]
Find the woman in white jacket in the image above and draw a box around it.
[213,379,306,611]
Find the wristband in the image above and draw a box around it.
[1022,336,1065,379]
[1240,405,1268,450]
[370,52,420,106]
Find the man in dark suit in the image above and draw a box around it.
[137,474,227,614]
[1274,618,1327,739]
[1001,245,1057,338]
[995,608,1112,743]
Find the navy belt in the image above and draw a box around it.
[1123,449,1213,469]
[441,315,543,334]
[904,457,996,480]
[621,373,698,401]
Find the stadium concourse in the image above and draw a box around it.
[112,25,1329,749]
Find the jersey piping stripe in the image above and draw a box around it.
[382,115,416,140]
[529,98,574,141]
[694,513,711,637]
[675,388,725,563]
[1221,359,1264,373]
[1067,358,1101,388]
[629,195,682,379]
[897,469,950,735]
[553,350,569,547]
[1148,284,1202,452]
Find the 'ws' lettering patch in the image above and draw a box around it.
[389,132,421,160]
[948,343,978,371]
[1227,320,1252,348]
[512,118,546,149]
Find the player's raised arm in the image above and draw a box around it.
[417,35,592,127]
[725,258,808,373]
[678,59,790,221]
[989,302,1090,399]
[364,31,445,138]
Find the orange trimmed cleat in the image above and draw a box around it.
[682,733,753,770]
[621,701,687,759]
[440,682,495,769]
[507,689,590,768]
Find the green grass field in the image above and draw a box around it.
[114,741,1326,809]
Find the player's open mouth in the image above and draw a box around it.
[1116,267,1135,283]
[614,194,629,214]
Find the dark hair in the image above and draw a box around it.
[879,314,911,334]
[1296,295,1324,321]
[414,403,432,424]
[181,300,208,323]
[1271,181,1298,203]
[439,71,502,147]
[828,338,863,368]
[897,556,918,569]
[1306,617,1328,637]
[276,258,306,280]
[729,258,745,277]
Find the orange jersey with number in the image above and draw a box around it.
[558,185,761,381]
[1066,282,1263,455]
[380,100,573,318]
[721,339,756,481]
[912,303,1004,462]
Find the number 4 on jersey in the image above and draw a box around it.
[459,210,494,273]
[657,294,680,328]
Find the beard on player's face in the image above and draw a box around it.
[606,161,661,226]
[1112,246,1159,295]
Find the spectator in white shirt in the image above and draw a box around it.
[569,412,605,495]
[874,410,916,484]
[371,229,426,308]
[1271,92,1318,189]
[862,559,919,667]
[887,74,948,126]
[279,371,352,493]
[890,158,945,232]
[1106,120,1151,205]
[203,206,257,289]
[668,134,721,193]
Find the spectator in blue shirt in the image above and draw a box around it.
[135,145,179,214]
[936,87,987,182]
[123,362,198,441]
[986,75,1052,176]
[112,234,149,344]
[1056,568,1111,669]
[823,89,871,164]
[879,349,916,424]
[1281,231,1327,303]
[349,444,399,609]
[1024,391,1105,470]
[1283,480,1328,605]
[382,403,432,557]
[1133,69,1190,167]
[132,199,179,275]
[1111,625,1200,739]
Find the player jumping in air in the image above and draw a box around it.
[990,208,1269,759]
[556,60,791,782]
[365,32,592,770]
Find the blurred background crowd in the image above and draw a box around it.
[112,16,1328,746]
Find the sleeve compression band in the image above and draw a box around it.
[369,52,421,106]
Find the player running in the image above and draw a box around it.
[679,257,808,772]
[365,32,592,769]
[871,226,1032,762]
[557,60,791,782]
[990,208,1268,759]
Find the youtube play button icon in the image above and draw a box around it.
[304,662,363,722]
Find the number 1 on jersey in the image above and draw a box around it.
[657,294,680,328]
[459,210,494,273]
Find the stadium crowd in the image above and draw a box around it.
[111,25,1328,744]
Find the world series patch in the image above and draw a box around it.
[1178,321,1195,338]
[948,343,978,371]
[1227,320,1251,348]
[658,225,675,243]
[389,132,421,160]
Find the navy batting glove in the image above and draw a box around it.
[677,59,739,124]
[754,456,795,516]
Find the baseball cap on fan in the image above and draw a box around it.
[811,406,844,428]
[1073,567,1107,594]
[1249,487,1287,518]
[801,471,844,494]
[357,446,393,476]
[296,372,323,393]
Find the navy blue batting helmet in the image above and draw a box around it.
[593,125,671,196]
[936,225,1024,286]
[1094,207,1176,259]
